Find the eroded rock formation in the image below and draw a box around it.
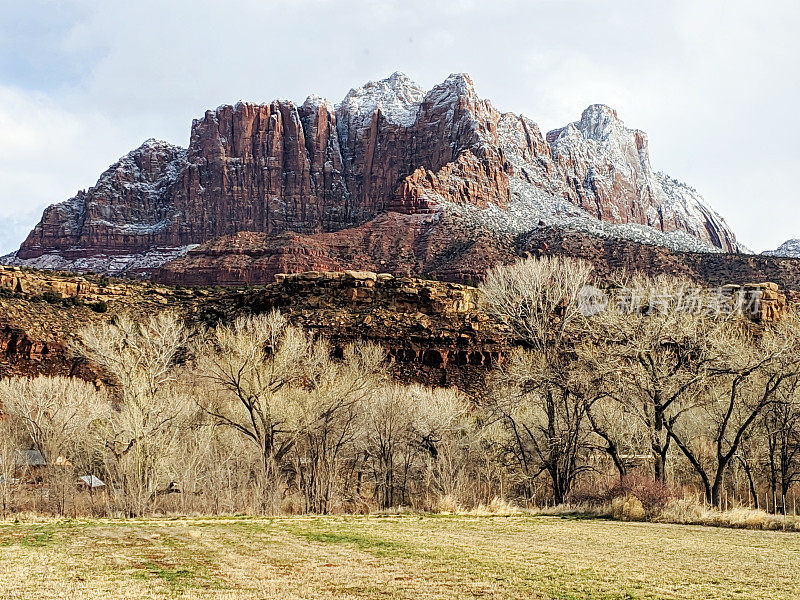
[0,266,790,395]
[8,73,740,280]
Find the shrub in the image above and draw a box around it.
[90,300,108,313]
[608,476,678,515]
[62,296,80,308]
[568,476,679,518]
[41,291,61,304]
[611,495,646,521]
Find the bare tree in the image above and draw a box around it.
[0,420,21,517]
[585,274,729,482]
[0,376,107,514]
[361,383,416,510]
[0,376,106,466]
[409,385,477,507]
[762,377,800,513]
[197,311,322,511]
[664,315,800,507]
[481,255,593,353]
[481,256,596,504]
[78,312,190,516]
[287,341,386,513]
[488,349,596,504]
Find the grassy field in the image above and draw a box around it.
[0,515,798,600]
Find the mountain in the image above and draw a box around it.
[764,239,800,259]
[4,72,742,281]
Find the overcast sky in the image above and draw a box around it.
[1,0,798,254]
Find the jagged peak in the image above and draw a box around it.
[206,99,302,119]
[440,72,475,94]
[764,239,800,258]
[136,138,185,153]
[581,103,619,121]
[336,72,424,132]
[547,104,647,150]
[575,104,630,143]
[423,72,478,108]
[302,94,334,113]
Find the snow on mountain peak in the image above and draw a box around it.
[337,71,424,133]
[137,138,183,153]
[763,239,800,258]
[423,72,478,109]
[577,104,640,144]
[302,94,334,113]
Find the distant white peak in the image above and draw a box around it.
[763,239,800,258]
[424,72,477,108]
[302,94,334,112]
[337,71,424,131]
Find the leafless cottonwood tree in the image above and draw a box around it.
[762,377,800,513]
[360,383,417,509]
[663,316,800,506]
[408,385,473,505]
[196,311,306,511]
[0,376,106,466]
[286,341,386,513]
[0,376,107,514]
[481,256,598,504]
[197,311,387,513]
[584,274,731,482]
[0,420,21,517]
[78,312,190,515]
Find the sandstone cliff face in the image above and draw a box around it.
[0,266,507,391]
[546,105,737,251]
[1,265,791,395]
[152,211,517,286]
[154,214,800,310]
[9,73,739,279]
[17,140,188,258]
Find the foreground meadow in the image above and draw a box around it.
[0,515,798,600]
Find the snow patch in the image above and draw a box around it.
[2,245,199,276]
[336,71,424,135]
[763,239,800,258]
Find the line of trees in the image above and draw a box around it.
[0,256,799,517]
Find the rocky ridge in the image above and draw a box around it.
[0,265,792,396]
[6,73,741,280]
[764,239,800,259]
[0,266,507,390]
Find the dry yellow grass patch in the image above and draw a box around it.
[0,515,798,599]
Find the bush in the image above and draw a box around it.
[611,495,646,521]
[608,476,678,515]
[568,476,679,518]
[90,300,108,313]
[41,291,61,304]
[62,296,80,307]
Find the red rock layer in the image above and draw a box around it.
[16,74,738,271]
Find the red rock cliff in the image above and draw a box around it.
[10,73,740,279]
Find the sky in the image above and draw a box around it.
[0,0,798,254]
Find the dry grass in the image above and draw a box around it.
[656,499,800,531]
[1,514,798,599]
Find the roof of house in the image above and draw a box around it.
[78,475,106,488]
[16,449,45,467]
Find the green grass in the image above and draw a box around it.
[0,514,798,599]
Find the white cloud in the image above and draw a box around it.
[1,0,798,253]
